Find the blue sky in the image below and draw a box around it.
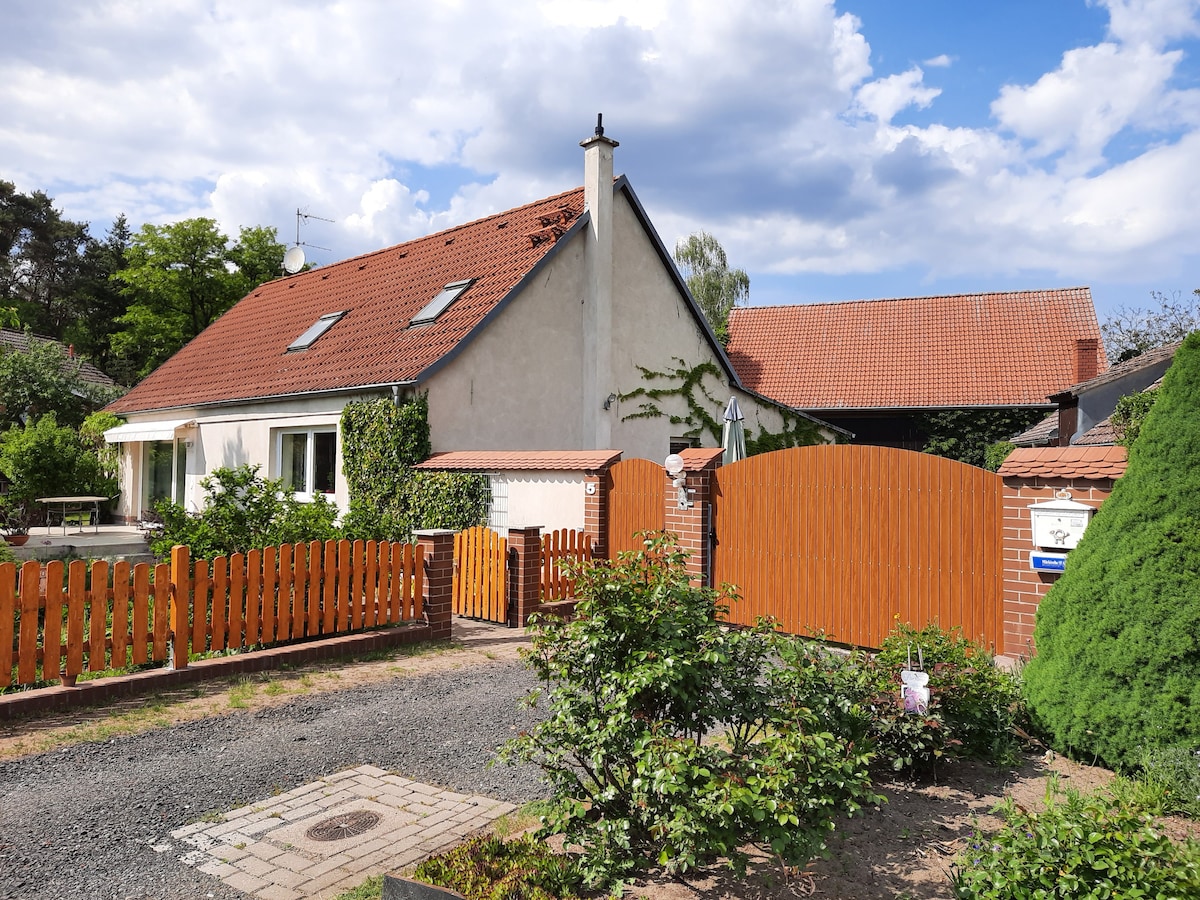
[4,0,1200,327]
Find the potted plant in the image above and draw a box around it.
[0,496,31,546]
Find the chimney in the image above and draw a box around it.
[580,114,619,449]
[1074,337,1099,383]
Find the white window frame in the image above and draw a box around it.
[275,427,338,500]
[142,438,188,512]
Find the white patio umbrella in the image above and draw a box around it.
[722,396,747,465]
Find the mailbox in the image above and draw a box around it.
[1028,496,1094,550]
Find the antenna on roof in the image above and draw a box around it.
[283,207,336,275]
[595,113,604,137]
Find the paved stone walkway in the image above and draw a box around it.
[164,765,517,899]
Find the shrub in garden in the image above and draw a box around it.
[150,464,338,558]
[501,533,878,890]
[1023,333,1200,769]
[413,834,582,900]
[950,777,1200,899]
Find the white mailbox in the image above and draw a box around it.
[1028,496,1095,550]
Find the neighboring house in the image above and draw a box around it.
[1011,340,1180,448]
[0,328,118,395]
[104,126,834,523]
[724,289,1108,450]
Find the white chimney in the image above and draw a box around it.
[580,114,618,449]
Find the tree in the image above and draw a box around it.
[112,219,284,379]
[1023,332,1200,769]
[0,413,115,512]
[0,328,122,430]
[1101,289,1200,363]
[673,232,749,344]
[0,180,94,338]
[62,215,133,381]
[917,408,1047,469]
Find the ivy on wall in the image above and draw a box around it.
[620,358,827,453]
[915,407,1048,469]
[340,395,489,541]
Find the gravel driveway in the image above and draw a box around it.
[0,659,548,900]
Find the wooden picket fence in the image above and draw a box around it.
[541,528,592,603]
[1,539,424,690]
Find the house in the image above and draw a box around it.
[1011,340,1180,447]
[103,124,835,523]
[724,289,1108,451]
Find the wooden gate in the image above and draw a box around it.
[605,458,665,557]
[711,445,1004,650]
[453,526,509,624]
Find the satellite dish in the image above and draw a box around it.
[283,246,306,275]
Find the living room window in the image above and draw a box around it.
[277,428,337,498]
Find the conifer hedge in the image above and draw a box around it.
[1023,333,1200,769]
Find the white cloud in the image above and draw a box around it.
[1099,0,1200,47]
[854,67,942,123]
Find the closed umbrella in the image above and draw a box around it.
[722,396,747,465]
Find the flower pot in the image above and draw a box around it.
[4,534,29,546]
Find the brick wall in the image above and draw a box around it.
[1000,475,1116,659]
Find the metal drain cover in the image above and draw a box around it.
[305,810,382,842]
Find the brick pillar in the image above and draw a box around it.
[508,526,543,627]
[415,529,455,641]
[664,450,722,585]
[584,464,613,561]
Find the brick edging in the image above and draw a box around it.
[0,623,437,720]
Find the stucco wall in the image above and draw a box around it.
[489,472,585,533]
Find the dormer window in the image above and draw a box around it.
[288,311,346,351]
[410,280,473,326]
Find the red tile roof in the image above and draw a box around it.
[415,450,622,471]
[998,445,1127,480]
[725,288,1106,410]
[108,189,586,414]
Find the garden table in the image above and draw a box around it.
[36,495,109,536]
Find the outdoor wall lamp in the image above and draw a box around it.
[603,392,617,410]
[664,453,693,509]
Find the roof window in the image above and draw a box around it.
[287,311,346,351]
[410,280,473,326]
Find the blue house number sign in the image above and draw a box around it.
[1030,552,1068,573]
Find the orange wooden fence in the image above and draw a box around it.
[711,445,1004,650]
[540,528,592,602]
[452,526,508,624]
[605,458,665,559]
[1,539,424,690]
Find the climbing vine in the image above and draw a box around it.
[339,395,489,541]
[620,358,826,452]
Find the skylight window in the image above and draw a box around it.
[288,311,346,351]
[410,280,473,326]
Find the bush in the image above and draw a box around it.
[150,464,338,558]
[1137,745,1200,819]
[951,778,1200,898]
[500,533,878,890]
[1023,332,1200,769]
[413,834,582,900]
[0,413,115,510]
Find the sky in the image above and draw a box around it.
[4,0,1200,325]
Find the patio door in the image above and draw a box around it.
[143,439,188,513]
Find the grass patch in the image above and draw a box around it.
[332,874,383,900]
[227,678,257,709]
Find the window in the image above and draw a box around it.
[669,437,699,456]
[277,428,337,497]
[409,280,473,326]
[486,474,508,528]
[288,311,346,351]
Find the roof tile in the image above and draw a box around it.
[415,450,622,471]
[725,288,1106,409]
[998,445,1128,480]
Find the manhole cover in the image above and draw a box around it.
[305,810,382,842]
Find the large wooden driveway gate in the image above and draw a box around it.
[605,446,1005,650]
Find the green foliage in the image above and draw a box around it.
[113,219,284,378]
[621,358,824,451]
[0,328,122,429]
[0,413,114,509]
[339,396,488,542]
[150,464,337,559]
[950,778,1200,899]
[917,408,1048,469]
[1023,332,1200,769]
[1110,388,1157,448]
[672,231,749,344]
[1132,745,1200,819]
[984,440,1015,472]
[414,834,583,900]
[500,534,878,889]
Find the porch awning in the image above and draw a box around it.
[103,419,195,444]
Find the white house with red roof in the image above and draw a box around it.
[725,289,1108,451]
[103,123,833,523]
